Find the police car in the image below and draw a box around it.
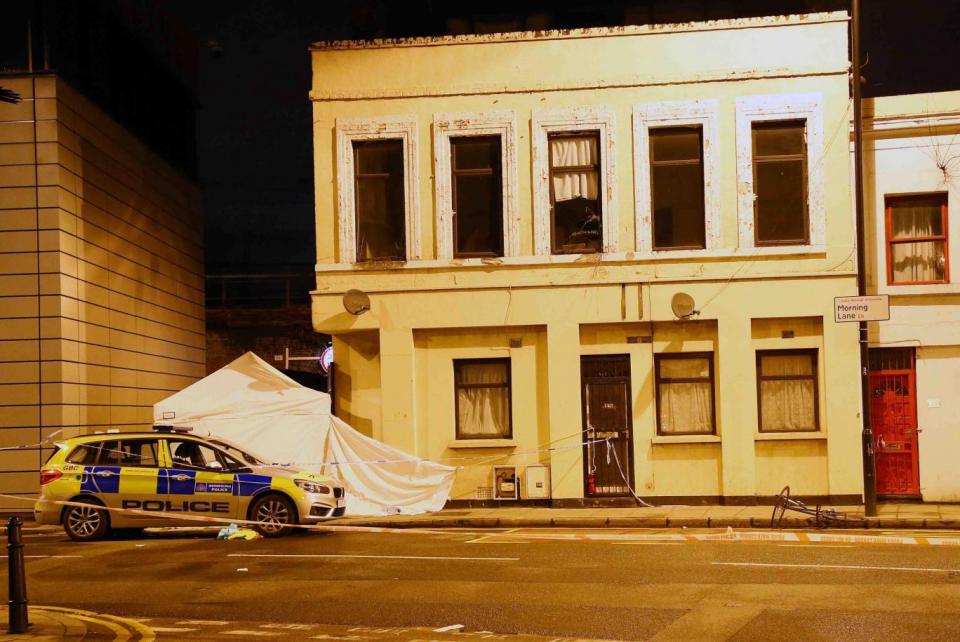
[34,427,346,541]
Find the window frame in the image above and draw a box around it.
[633,99,720,256]
[649,125,708,251]
[885,193,950,286]
[547,130,603,254]
[654,352,717,436]
[750,119,810,246]
[165,438,237,472]
[735,93,825,252]
[453,357,513,441]
[352,138,407,262]
[113,439,161,469]
[335,116,420,264]
[450,135,504,258]
[755,348,820,434]
[433,111,518,260]
[532,106,618,256]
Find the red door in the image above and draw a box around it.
[869,349,920,497]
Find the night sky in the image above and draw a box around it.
[165,1,960,272]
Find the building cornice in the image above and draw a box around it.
[310,11,848,52]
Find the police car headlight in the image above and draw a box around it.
[295,479,331,494]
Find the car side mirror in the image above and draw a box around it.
[207,461,222,470]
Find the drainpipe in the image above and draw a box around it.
[851,0,878,517]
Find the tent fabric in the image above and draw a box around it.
[153,352,455,516]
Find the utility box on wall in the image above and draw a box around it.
[493,465,519,500]
[525,465,550,499]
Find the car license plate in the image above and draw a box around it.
[336,498,345,508]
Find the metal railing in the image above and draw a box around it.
[206,273,314,309]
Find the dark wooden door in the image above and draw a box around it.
[581,355,633,497]
[869,349,920,497]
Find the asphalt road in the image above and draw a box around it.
[6,526,960,641]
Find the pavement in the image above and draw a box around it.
[325,501,960,530]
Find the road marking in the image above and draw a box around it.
[434,624,464,632]
[466,528,519,543]
[261,623,316,630]
[222,630,283,637]
[614,542,683,546]
[228,553,519,562]
[32,605,156,641]
[712,561,960,573]
[178,619,230,625]
[150,627,197,633]
[652,600,764,641]
[778,544,854,548]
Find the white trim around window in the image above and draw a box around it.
[335,116,420,264]
[433,110,519,260]
[532,106,618,256]
[633,99,721,256]
[735,93,826,251]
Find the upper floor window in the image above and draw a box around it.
[651,126,706,250]
[549,132,602,254]
[335,116,420,264]
[886,194,949,285]
[735,93,824,251]
[533,107,617,256]
[752,120,808,245]
[353,140,405,261]
[655,353,715,435]
[756,349,819,433]
[454,358,512,439]
[452,136,503,258]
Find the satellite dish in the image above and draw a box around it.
[343,289,370,315]
[670,292,697,319]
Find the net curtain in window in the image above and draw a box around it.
[456,363,510,438]
[551,136,599,202]
[890,201,946,282]
[658,358,713,434]
[760,354,816,431]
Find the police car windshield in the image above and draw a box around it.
[208,439,266,466]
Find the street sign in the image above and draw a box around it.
[834,295,890,323]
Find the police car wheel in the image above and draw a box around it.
[251,495,295,537]
[63,502,109,542]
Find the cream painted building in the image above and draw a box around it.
[0,75,204,510]
[863,91,960,502]
[311,12,864,505]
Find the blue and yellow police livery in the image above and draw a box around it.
[34,427,345,541]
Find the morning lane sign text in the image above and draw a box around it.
[834,295,890,323]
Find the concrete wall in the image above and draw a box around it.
[311,13,862,502]
[0,75,204,509]
[864,91,960,502]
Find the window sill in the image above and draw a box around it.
[754,432,827,441]
[651,434,721,445]
[447,439,516,449]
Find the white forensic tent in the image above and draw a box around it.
[153,352,455,516]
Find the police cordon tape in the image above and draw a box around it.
[4,430,607,471]
[6,494,960,547]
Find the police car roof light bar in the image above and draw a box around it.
[152,425,194,433]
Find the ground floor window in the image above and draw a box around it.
[454,358,511,439]
[654,353,715,435]
[756,349,819,432]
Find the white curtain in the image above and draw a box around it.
[891,203,944,282]
[457,363,509,437]
[760,354,816,431]
[551,137,599,202]
[658,358,713,434]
